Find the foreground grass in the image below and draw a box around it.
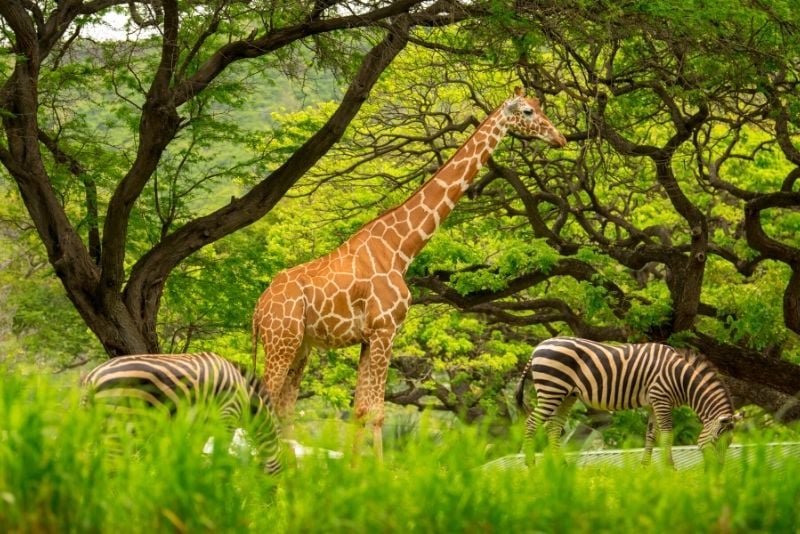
[1,371,799,533]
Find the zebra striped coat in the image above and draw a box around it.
[515,337,739,465]
[82,352,283,474]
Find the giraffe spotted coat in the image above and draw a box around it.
[252,88,567,458]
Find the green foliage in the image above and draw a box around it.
[5,279,102,362]
[699,260,792,352]
[626,287,674,333]
[396,306,528,375]
[0,187,105,367]
[2,0,800,445]
[3,372,800,533]
[305,347,360,410]
[600,406,702,449]
[0,371,276,532]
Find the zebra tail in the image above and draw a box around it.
[514,358,534,413]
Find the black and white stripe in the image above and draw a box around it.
[515,337,739,465]
[82,352,283,474]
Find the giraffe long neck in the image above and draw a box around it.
[358,106,510,273]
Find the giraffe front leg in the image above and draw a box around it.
[351,342,371,462]
[353,331,394,462]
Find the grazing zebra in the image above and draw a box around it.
[515,337,741,466]
[82,351,283,474]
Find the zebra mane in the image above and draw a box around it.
[672,347,733,405]
[230,360,273,404]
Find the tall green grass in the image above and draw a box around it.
[2,370,798,533]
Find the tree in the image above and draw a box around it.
[3,1,800,428]
[0,0,472,356]
[296,1,800,422]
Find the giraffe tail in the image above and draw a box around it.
[251,314,260,374]
[514,357,534,413]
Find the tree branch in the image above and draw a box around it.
[123,17,414,339]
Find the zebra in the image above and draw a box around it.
[82,351,284,474]
[514,337,741,466]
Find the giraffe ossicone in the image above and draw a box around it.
[252,87,566,459]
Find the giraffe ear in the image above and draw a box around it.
[505,97,521,114]
[514,86,526,97]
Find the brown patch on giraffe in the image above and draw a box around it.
[381,226,402,249]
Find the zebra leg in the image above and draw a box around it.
[522,392,566,466]
[642,411,656,466]
[522,410,543,467]
[544,395,577,450]
[652,401,675,467]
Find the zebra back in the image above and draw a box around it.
[518,337,736,427]
[83,352,283,473]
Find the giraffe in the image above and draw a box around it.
[252,88,567,459]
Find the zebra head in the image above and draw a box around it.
[673,348,741,450]
[698,410,744,452]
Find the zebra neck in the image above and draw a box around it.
[686,379,731,424]
[245,372,271,403]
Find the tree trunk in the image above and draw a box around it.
[0,2,426,357]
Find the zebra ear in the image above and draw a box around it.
[733,410,745,422]
[718,413,740,430]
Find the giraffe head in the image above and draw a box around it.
[502,87,567,148]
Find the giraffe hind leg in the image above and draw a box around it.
[260,317,306,420]
[276,339,311,424]
[256,284,307,419]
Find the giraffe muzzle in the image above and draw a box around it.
[547,131,568,148]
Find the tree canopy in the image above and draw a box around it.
[1,0,799,425]
[0,0,471,356]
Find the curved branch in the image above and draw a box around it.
[37,130,101,264]
[773,97,800,166]
[744,192,800,262]
[410,257,631,317]
[172,0,427,105]
[124,18,413,336]
[489,159,579,253]
[99,0,181,300]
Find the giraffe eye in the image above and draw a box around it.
[523,109,534,116]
